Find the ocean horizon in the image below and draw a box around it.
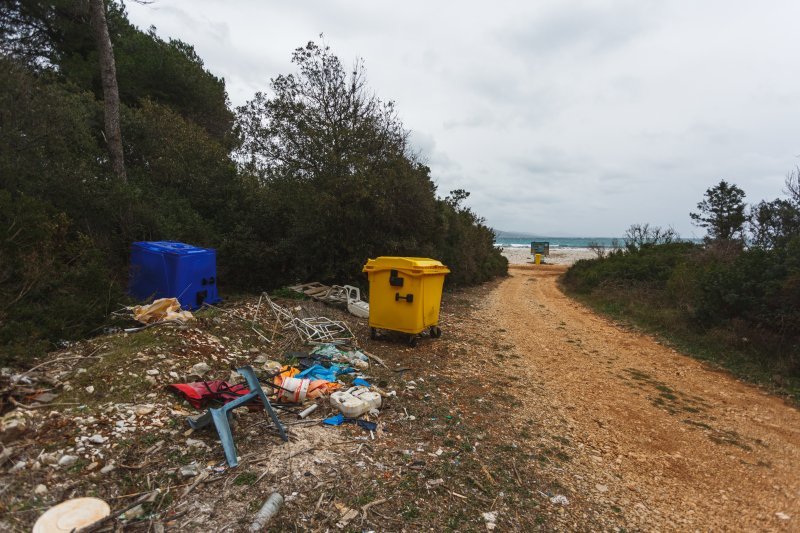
[494,235,622,249]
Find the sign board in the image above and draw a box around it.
[531,241,550,256]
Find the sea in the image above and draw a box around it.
[494,235,622,249]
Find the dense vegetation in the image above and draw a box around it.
[0,1,506,363]
[563,180,800,397]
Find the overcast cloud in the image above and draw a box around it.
[127,0,800,237]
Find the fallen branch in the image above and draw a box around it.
[75,490,158,533]
[358,350,388,368]
[20,351,100,377]
[360,498,388,519]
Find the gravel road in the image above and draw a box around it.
[482,264,799,530]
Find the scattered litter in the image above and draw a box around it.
[776,512,791,520]
[550,494,569,505]
[298,403,318,419]
[274,375,339,403]
[352,377,371,387]
[168,380,257,410]
[186,366,287,467]
[132,297,195,325]
[258,294,355,345]
[249,492,284,532]
[323,413,378,432]
[330,387,381,418]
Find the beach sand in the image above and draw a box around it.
[500,246,597,266]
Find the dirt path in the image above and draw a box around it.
[484,264,800,530]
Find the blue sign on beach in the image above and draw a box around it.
[531,241,550,255]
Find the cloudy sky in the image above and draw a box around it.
[127,0,800,237]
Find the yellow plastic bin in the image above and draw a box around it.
[362,257,450,346]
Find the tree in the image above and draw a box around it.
[624,223,678,251]
[89,0,126,182]
[690,180,746,242]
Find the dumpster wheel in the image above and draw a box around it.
[429,326,442,338]
[407,334,418,347]
[370,327,378,340]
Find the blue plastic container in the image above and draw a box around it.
[129,241,221,310]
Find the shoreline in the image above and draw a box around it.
[499,246,597,266]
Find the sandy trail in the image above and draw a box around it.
[485,264,799,530]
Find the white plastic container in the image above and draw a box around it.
[330,386,382,418]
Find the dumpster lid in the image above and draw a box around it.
[362,256,450,275]
[131,241,215,255]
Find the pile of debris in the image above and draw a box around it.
[1,292,400,531]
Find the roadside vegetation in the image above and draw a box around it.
[0,1,506,364]
[563,178,800,400]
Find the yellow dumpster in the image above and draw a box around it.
[362,257,450,346]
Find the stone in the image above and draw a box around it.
[180,464,200,477]
[100,464,115,474]
[190,362,211,377]
[0,411,28,444]
[186,438,209,450]
[124,505,145,520]
[596,484,609,493]
[85,385,95,394]
[34,484,47,495]
[86,461,100,471]
[146,369,160,376]
[58,454,78,467]
[88,434,106,444]
[135,405,155,416]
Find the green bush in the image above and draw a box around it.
[563,240,800,382]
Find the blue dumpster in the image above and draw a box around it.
[129,241,221,310]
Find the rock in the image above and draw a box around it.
[86,461,100,471]
[88,434,106,444]
[249,347,261,354]
[33,392,58,404]
[146,369,160,376]
[58,455,78,467]
[776,512,791,520]
[0,411,28,443]
[124,504,145,520]
[482,511,498,531]
[186,438,210,450]
[100,464,115,474]
[550,494,569,505]
[596,484,609,493]
[63,383,73,392]
[34,484,47,495]
[41,453,59,465]
[180,464,200,477]
[135,405,155,416]
[190,362,211,377]
[8,460,26,473]
[85,385,95,394]
[169,371,179,379]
